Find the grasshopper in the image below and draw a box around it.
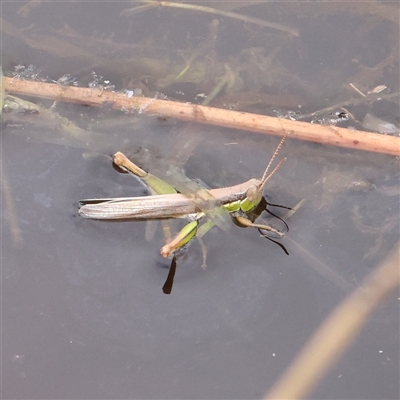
[78,138,289,293]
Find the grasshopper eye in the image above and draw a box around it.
[246,185,259,202]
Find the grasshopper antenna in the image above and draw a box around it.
[260,136,287,189]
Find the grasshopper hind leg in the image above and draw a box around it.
[161,243,193,294]
[162,256,177,294]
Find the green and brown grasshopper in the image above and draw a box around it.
[79,138,289,293]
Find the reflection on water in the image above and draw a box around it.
[2,1,399,399]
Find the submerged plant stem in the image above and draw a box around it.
[264,246,400,399]
[122,1,299,36]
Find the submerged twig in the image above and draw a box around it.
[286,236,351,291]
[4,77,400,156]
[121,0,299,36]
[300,91,399,120]
[0,162,23,246]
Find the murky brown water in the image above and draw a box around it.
[2,1,399,399]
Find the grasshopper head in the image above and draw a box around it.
[241,181,263,213]
[246,182,262,203]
